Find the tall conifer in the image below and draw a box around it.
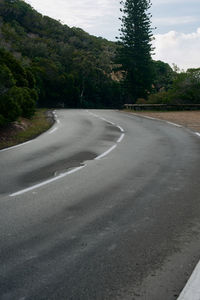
[118,0,154,102]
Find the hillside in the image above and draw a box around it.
[0,0,122,111]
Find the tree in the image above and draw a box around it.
[0,64,16,95]
[152,60,175,92]
[148,68,200,105]
[117,0,154,102]
[0,48,37,126]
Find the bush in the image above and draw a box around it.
[148,91,173,104]
[136,98,147,104]
[0,48,37,126]
[0,92,21,124]
[8,86,36,118]
[148,68,200,105]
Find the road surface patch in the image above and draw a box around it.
[117,133,125,143]
[49,127,58,134]
[10,165,85,197]
[0,140,32,152]
[166,121,182,128]
[95,144,117,160]
[9,111,125,197]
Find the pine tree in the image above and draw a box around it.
[117,0,154,102]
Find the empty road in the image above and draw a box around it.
[0,109,200,300]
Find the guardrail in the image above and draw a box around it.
[124,104,200,111]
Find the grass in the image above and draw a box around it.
[0,109,54,150]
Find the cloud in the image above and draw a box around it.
[153,0,199,4]
[26,0,120,30]
[25,1,200,68]
[154,16,198,26]
[153,28,200,70]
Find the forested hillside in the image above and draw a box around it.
[0,0,122,125]
[1,0,198,128]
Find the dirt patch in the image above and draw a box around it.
[0,110,54,149]
[0,119,31,144]
[129,111,200,133]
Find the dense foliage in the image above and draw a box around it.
[148,68,200,105]
[0,48,37,126]
[0,0,198,127]
[117,0,154,102]
[0,0,123,114]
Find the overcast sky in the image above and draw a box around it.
[25,0,200,70]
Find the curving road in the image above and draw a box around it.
[0,109,200,300]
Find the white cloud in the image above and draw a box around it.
[154,16,198,26]
[25,1,200,69]
[153,0,199,4]
[26,0,120,30]
[153,28,200,70]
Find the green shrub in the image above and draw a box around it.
[0,92,21,124]
[8,86,36,118]
[148,91,173,104]
[148,68,200,105]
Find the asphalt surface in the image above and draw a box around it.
[0,109,200,300]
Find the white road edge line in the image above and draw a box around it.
[117,125,125,132]
[125,112,156,120]
[123,110,200,300]
[86,110,125,159]
[106,120,116,126]
[8,111,124,196]
[49,127,58,134]
[10,165,86,197]
[167,121,182,128]
[132,113,156,120]
[0,140,32,153]
[0,110,60,153]
[117,133,125,143]
[123,112,184,128]
[95,144,117,160]
[177,260,200,300]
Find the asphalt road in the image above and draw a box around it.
[0,109,200,300]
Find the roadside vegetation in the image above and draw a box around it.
[0,109,53,150]
[0,0,199,136]
[145,67,200,105]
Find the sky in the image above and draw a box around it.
[25,0,200,70]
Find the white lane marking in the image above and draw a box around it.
[97,116,116,126]
[117,125,125,132]
[167,121,182,128]
[117,133,125,143]
[143,116,156,120]
[89,112,99,118]
[0,141,32,153]
[177,260,200,300]
[123,112,183,128]
[195,132,200,137]
[49,127,58,134]
[86,110,125,159]
[106,120,116,126]
[10,165,86,197]
[95,144,117,160]
[0,111,60,153]
[125,113,156,120]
